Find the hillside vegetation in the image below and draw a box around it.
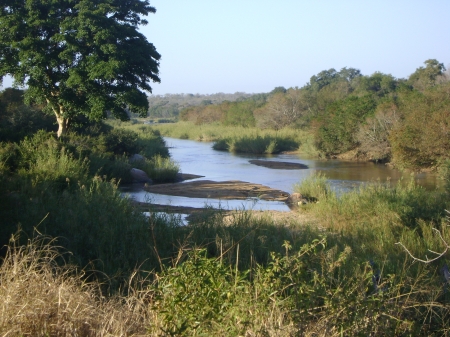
[155,59,449,171]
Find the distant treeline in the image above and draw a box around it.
[178,59,450,169]
[147,92,256,118]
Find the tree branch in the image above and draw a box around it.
[395,210,450,264]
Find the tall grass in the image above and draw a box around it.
[2,123,450,335]
[131,154,180,183]
[118,120,326,156]
[0,234,154,336]
[293,173,450,275]
[3,227,450,336]
[212,134,298,154]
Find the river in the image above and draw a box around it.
[122,137,438,212]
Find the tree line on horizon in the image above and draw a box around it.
[1,59,448,170]
[178,59,450,170]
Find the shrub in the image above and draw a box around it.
[0,142,19,172]
[146,154,180,183]
[104,128,140,156]
[389,84,450,169]
[315,95,377,156]
[213,135,298,154]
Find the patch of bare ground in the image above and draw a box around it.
[134,200,318,228]
[222,209,318,226]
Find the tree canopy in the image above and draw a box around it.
[408,59,446,91]
[0,0,160,136]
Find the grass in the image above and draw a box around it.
[3,219,450,336]
[293,173,450,275]
[2,124,450,335]
[0,234,154,336]
[132,154,180,183]
[212,134,298,154]
[145,121,322,155]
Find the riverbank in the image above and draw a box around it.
[2,121,450,335]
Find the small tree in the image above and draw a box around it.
[254,89,307,130]
[0,0,160,137]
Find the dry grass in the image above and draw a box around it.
[0,233,298,337]
[0,234,152,337]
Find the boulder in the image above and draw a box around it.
[288,192,303,204]
[129,153,145,163]
[130,168,152,183]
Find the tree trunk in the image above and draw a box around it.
[52,103,69,138]
[56,115,69,138]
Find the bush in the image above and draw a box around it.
[0,88,55,142]
[438,159,450,193]
[104,128,140,156]
[213,135,298,154]
[389,84,450,169]
[128,153,179,184]
[0,142,19,172]
[315,95,377,156]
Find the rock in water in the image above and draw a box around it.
[130,168,152,183]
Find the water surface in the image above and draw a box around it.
[123,137,438,211]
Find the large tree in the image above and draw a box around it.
[0,0,160,136]
[408,59,446,92]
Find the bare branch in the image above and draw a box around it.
[395,214,450,264]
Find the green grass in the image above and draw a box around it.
[212,135,298,154]
[132,154,180,183]
[293,173,450,275]
[2,125,450,335]
[146,121,324,154]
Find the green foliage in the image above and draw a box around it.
[213,135,298,154]
[0,0,160,136]
[295,173,449,266]
[270,86,287,94]
[222,101,257,127]
[293,172,332,201]
[88,153,133,183]
[390,83,450,169]
[0,178,152,282]
[316,95,377,155]
[308,67,361,93]
[104,128,140,156]
[438,159,450,193]
[0,88,55,142]
[133,154,180,183]
[0,141,19,172]
[153,249,250,335]
[151,233,450,336]
[354,72,397,97]
[408,59,446,91]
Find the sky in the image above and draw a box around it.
[2,0,449,95]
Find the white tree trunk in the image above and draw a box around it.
[53,104,69,138]
[56,115,69,138]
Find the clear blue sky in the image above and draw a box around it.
[2,0,449,95]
